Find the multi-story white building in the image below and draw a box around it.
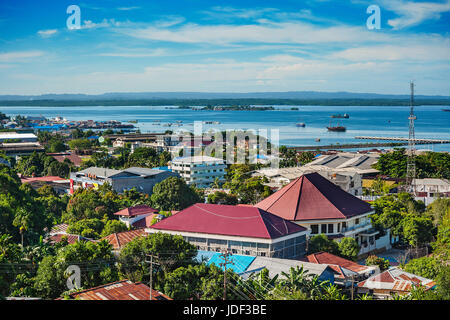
[168,156,226,188]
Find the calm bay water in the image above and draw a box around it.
[2,105,450,151]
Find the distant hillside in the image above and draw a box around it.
[1,91,449,101]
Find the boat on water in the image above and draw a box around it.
[442,109,450,112]
[296,122,306,127]
[315,138,321,142]
[331,113,349,118]
[327,119,346,132]
[327,126,346,132]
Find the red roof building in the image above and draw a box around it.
[101,229,147,251]
[357,267,436,299]
[48,152,83,167]
[306,251,378,280]
[46,234,91,245]
[114,205,158,228]
[255,173,382,257]
[148,203,309,259]
[256,172,373,221]
[114,205,158,217]
[131,214,160,229]
[65,280,172,300]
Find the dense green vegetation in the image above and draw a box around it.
[307,234,360,261]
[374,148,450,179]
[15,152,73,178]
[223,164,272,204]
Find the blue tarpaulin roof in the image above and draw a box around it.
[195,250,256,273]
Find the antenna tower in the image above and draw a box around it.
[406,81,416,194]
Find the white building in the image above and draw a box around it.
[253,165,363,196]
[168,155,226,188]
[413,178,450,205]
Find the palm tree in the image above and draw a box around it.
[212,177,222,189]
[321,284,348,300]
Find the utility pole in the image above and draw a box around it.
[219,250,235,301]
[351,274,354,300]
[145,254,160,300]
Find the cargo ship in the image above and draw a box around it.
[331,113,349,118]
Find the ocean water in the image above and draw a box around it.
[1,105,450,151]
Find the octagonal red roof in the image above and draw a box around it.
[255,172,373,221]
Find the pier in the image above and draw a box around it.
[355,136,450,144]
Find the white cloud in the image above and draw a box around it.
[331,43,450,61]
[121,21,390,45]
[98,48,167,57]
[379,0,450,29]
[0,50,44,62]
[117,6,141,11]
[37,29,58,38]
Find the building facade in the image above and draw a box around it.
[70,166,179,194]
[147,203,310,259]
[168,156,226,188]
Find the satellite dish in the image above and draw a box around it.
[98,136,105,143]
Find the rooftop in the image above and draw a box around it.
[357,267,436,292]
[239,256,337,281]
[100,229,147,250]
[171,155,225,164]
[76,166,168,179]
[66,280,171,300]
[114,205,158,217]
[149,203,308,240]
[306,251,374,274]
[255,172,373,221]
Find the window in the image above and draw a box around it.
[321,224,327,234]
[337,223,341,233]
[328,224,334,234]
[311,225,318,234]
[355,218,360,225]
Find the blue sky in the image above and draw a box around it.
[0,0,449,95]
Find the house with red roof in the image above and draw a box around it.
[63,280,171,300]
[357,267,436,299]
[255,172,392,256]
[113,205,158,228]
[147,203,310,259]
[306,251,379,286]
[100,229,147,253]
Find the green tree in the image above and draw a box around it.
[67,219,106,239]
[150,177,202,211]
[365,255,390,271]
[68,139,92,153]
[118,232,197,284]
[403,256,442,279]
[337,237,360,261]
[207,191,238,205]
[402,215,434,247]
[100,220,128,237]
[33,240,117,299]
[307,234,339,255]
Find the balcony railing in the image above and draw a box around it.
[342,222,371,234]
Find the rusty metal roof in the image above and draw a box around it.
[69,280,171,300]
